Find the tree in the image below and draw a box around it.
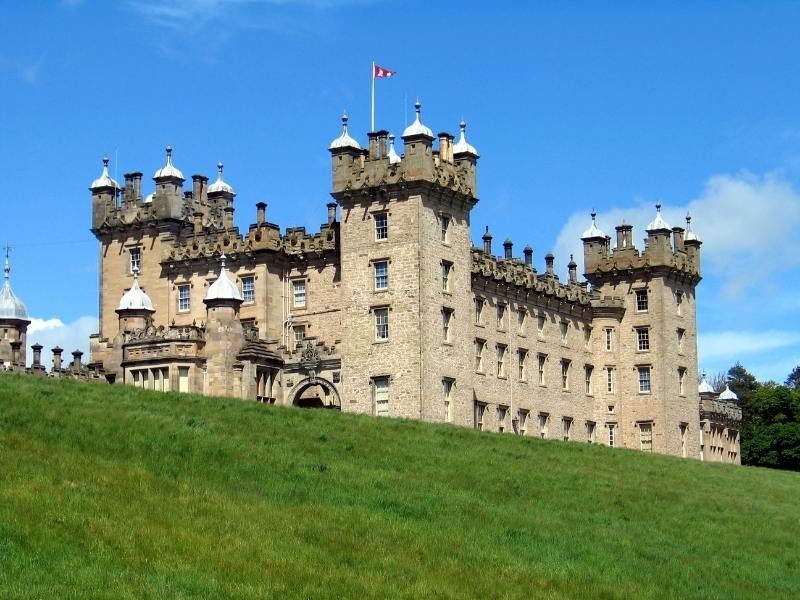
[786,365,800,391]
[707,371,727,393]
[727,362,758,405]
[740,383,800,470]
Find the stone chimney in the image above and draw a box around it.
[368,131,380,159]
[327,202,337,225]
[194,211,203,234]
[52,346,63,371]
[672,226,685,253]
[71,350,83,370]
[482,227,493,255]
[131,172,143,201]
[545,253,555,276]
[568,255,577,284]
[523,245,533,267]
[31,343,43,371]
[503,239,513,260]
[376,130,388,158]
[256,202,266,225]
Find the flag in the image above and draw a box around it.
[374,65,396,78]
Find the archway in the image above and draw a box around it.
[289,376,341,410]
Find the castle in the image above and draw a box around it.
[1,102,741,463]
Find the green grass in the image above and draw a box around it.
[0,375,798,599]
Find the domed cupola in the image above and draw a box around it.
[698,373,715,395]
[646,203,672,233]
[452,119,478,157]
[153,145,185,182]
[116,267,155,313]
[402,100,434,140]
[204,254,243,304]
[684,213,701,243]
[207,161,235,196]
[90,156,120,191]
[387,132,401,164]
[581,210,606,240]
[719,384,739,401]
[328,113,361,151]
[0,255,29,321]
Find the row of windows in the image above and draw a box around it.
[475,300,590,345]
[130,365,190,393]
[371,212,452,243]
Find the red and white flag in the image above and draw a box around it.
[374,64,396,78]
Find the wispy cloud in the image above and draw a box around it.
[0,55,44,84]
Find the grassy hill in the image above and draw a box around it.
[0,375,798,599]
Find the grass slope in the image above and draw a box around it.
[0,375,798,599]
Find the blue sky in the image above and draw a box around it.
[2,0,799,382]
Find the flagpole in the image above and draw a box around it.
[371,61,375,132]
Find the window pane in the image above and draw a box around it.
[375,308,389,339]
[375,261,388,290]
[293,280,306,307]
[375,213,388,240]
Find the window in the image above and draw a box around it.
[178,284,190,312]
[441,261,452,292]
[537,315,545,336]
[517,349,527,381]
[678,367,686,395]
[474,402,486,430]
[676,291,683,315]
[538,413,549,438]
[639,423,653,452]
[561,359,570,390]
[374,212,388,240]
[475,339,485,372]
[518,410,528,436]
[584,326,592,349]
[496,344,507,377]
[538,354,547,385]
[293,280,306,308]
[605,328,613,351]
[129,247,141,273]
[608,404,615,413]
[178,366,190,393]
[474,297,484,325]
[677,328,685,352]
[440,215,450,242]
[498,406,508,433]
[638,366,651,393]
[242,276,255,303]
[374,261,388,290]
[608,423,617,447]
[442,378,454,422]
[636,327,650,351]
[496,303,506,329]
[563,417,573,441]
[293,325,305,346]
[560,322,569,344]
[587,421,596,443]
[680,423,688,458]
[375,308,389,340]
[636,289,648,312]
[585,365,594,395]
[517,308,526,334]
[606,367,614,393]
[374,377,389,416]
[442,308,453,342]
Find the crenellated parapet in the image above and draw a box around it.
[329,105,478,208]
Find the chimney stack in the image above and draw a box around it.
[223,205,234,229]
[482,227,493,255]
[194,211,203,234]
[71,350,83,370]
[376,130,388,158]
[503,239,513,260]
[131,172,143,201]
[327,202,337,225]
[31,343,42,369]
[52,347,63,371]
[545,253,555,276]
[367,131,380,159]
[523,245,533,267]
[568,255,577,284]
[256,202,266,225]
[672,226,685,252]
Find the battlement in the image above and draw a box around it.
[581,206,702,286]
[328,106,478,205]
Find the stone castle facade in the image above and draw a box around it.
[76,103,740,462]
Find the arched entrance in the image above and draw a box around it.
[289,376,341,410]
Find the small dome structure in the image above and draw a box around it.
[646,203,671,232]
[684,213,701,242]
[117,267,154,312]
[205,254,243,302]
[153,146,184,180]
[208,162,235,195]
[581,210,606,240]
[144,192,155,204]
[402,100,434,139]
[387,133,401,164]
[90,156,120,190]
[452,120,478,156]
[719,384,739,401]
[0,256,29,320]
[328,113,361,151]
[698,374,715,394]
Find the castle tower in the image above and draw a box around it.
[330,103,479,421]
[203,254,245,398]
[0,251,31,369]
[582,205,702,457]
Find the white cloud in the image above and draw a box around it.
[555,170,800,299]
[25,316,98,369]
